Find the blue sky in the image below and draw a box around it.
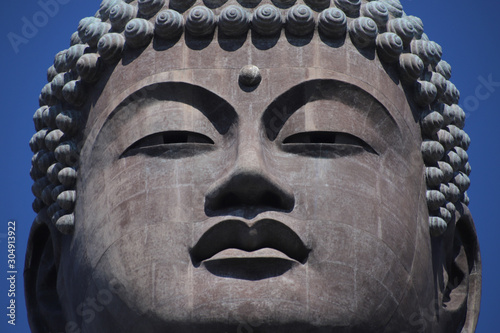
[0,1,498,332]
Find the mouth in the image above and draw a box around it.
[189,219,310,268]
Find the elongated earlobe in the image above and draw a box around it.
[433,205,481,332]
[24,222,66,333]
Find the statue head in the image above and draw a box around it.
[25,1,481,332]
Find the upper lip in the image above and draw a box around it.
[189,219,310,266]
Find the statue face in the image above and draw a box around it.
[64,37,436,332]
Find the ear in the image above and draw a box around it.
[24,219,67,333]
[434,204,481,332]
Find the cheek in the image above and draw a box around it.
[274,148,427,308]
[305,221,416,330]
[269,147,423,228]
[76,147,235,268]
[294,170,426,330]
[76,223,194,331]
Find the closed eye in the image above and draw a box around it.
[120,131,215,159]
[281,131,377,157]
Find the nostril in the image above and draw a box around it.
[204,172,295,217]
[262,191,289,210]
[215,192,240,210]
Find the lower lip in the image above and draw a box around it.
[201,249,300,280]
[203,248,295,262]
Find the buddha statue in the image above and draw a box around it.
[25,1,481,332]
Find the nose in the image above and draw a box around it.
[204,144,295,219]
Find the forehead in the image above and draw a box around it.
[85,33,420,144]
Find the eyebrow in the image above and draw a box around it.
[105,82,238,135]
[262,79,398,141]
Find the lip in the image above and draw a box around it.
[189,219,310,267]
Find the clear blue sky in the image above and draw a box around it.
[0,1,498,332]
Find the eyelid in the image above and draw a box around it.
[281,131,377,156]
[120,131,215,158]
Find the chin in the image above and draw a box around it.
[85,261,414,333]
[94,303,400,333]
